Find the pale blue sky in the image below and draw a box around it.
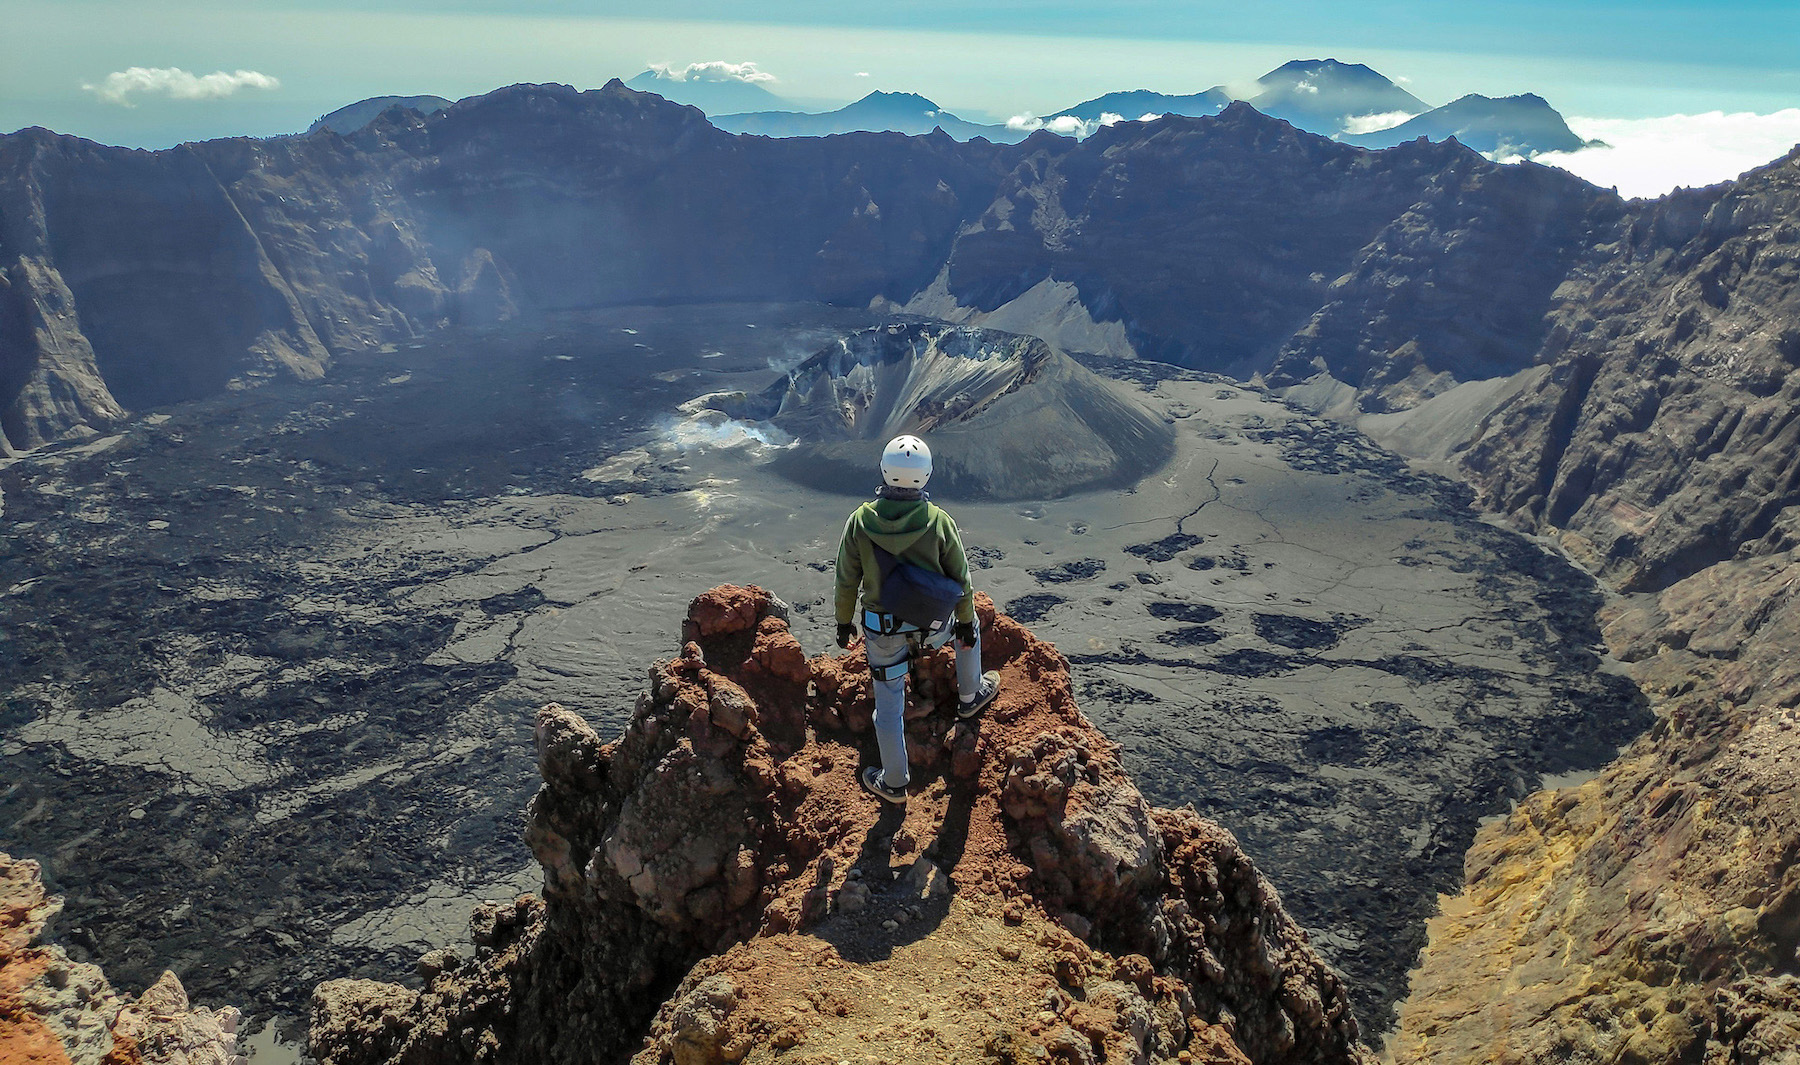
[4,0,1797,148]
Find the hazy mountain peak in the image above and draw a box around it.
[1048,87,1230,125]
[1248,59,1430,137]
[307,94,453,135]
[1257,57,1393,87]
[623,64,788,116]
[1343,91,1596,155]
[854,89,938,108]
[712,89,1008,140]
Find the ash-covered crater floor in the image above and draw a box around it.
[0,303,1644,1038]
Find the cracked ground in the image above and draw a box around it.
[0,304,1644,1038]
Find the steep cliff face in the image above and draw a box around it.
[0,129,330,417]
[0,82,1017,449]
[310,586,1371,1064]
[1384,148,1800,1064]
[0,255,124,453]
[1271,151,1626,411]
[352,84,1012,310]
[1455,147,1800,593]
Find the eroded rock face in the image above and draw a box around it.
[310,585,1371,1064]
[1391,529,1800,1064]
[0,257,127,453]
[1454,147,1800,594]
[0,852,245,1065]
[1375,145,1800,1065]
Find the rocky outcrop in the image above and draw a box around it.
[689,321,1175,498]
[0,852,244,1065]
[310,585,1370,1064]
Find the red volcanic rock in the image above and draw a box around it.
[1,852,243,1065]
[311,584,1372,1065]
[684,585,766,639]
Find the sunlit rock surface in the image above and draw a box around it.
[310,585,1373,1065]
[0,852,244,1065]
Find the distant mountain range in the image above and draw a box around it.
[1047,88,1230,125]
[712,91,1010,140]
[308,58,1595,160]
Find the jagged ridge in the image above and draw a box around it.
[2,82,1630,454]
[309,586,1370,1064]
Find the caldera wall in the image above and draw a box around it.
[3,83,1633,454]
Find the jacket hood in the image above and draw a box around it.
[854,497,934,554]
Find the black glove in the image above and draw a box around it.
[953,620,976,647]
[837,623,858,649]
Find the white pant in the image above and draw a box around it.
[864,615,982,788]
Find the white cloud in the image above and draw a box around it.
[1006,110,1137,139]
[854,71,871,78]
[83,67,280,107]
[645,60,774,84]
[1294,80,1320,95]
[1341,111,1418,136]
[1521,110,1800,199]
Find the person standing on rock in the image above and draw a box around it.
[836,435,1000,804]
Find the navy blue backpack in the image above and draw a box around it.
[870,543,965,634]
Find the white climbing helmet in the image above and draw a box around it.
[881,435,932,489]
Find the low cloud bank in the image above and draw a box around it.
[1525,110,1800,198]
[1006,110,1163,139]
[83,67,280,106]
[645,61,773,85]
[1341,110,1417,136]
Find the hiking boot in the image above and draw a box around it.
[860,766,909,804]
[956,671,1000,719]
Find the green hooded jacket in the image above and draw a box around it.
[835,496,975,626]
